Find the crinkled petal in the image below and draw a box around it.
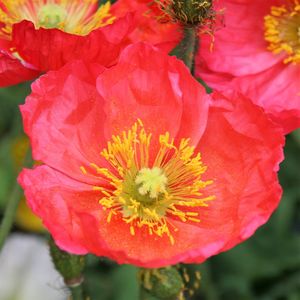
[97,43,209,146]
[198,62,300,134]
[198,0,282,76]
[18,165,104,255]
[20,61,108,185]
[186,91,284,261]
[0,52,39,87]
[12,15,133,71]
[233,63,300,133]
[0,37,13,52]
[77,211,227,267]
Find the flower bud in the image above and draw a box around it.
[139,267,184,299]
[49,238,85,286]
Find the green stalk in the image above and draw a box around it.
[170,26,199,73]
[0,180,23,250]
[69,283,85,300]
[49,238,86,300]
[0,147,32,251]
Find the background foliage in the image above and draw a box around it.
[0,81,299,299]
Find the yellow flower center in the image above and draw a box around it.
[264,0,300,64]
[0,0,115,40]
[80,121,215,244]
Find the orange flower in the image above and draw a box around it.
[19,44,284,267]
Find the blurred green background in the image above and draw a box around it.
[0,82,299,300]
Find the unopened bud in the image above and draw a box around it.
[49,238,85,286]
[139,266,184,299]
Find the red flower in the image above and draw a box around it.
[0,0,132,87]
[19,43,284,267]
[196,0,300,133]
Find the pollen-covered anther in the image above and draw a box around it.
[264,0,300,64]
[86,121,215,245]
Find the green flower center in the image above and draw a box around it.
[135,167,168,202]
[37,4,67,29]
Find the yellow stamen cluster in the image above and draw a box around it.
[264,0,300,64]
[0,0,115,40]
[81,121,214,244]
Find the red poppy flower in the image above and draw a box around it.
[19,43,284,267]
[0,0,133,87]
[111,0,181,52]
[196,0,300,133]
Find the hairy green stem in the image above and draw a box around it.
[0,148,32,251]
[49,238,86,300]
[171,26,199,73]
[69,284,85,300]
